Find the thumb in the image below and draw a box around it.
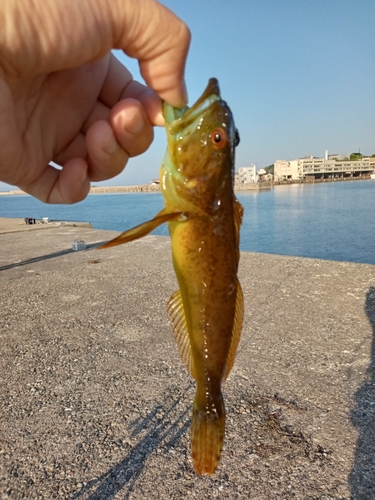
[114,0,190,107]
[0,0,190,108]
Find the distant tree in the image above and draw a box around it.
[350,153,362,161]
[264,164,274,174]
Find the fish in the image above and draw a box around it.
[99,78,244,475]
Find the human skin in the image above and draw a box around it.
[0,0,190,203]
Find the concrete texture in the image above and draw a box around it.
[0,219,375,499]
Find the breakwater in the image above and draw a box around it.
[1,175,371,197]
[1,223,375,498]
[89,184,161,194]
[88,176,373,192]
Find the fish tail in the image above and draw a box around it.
[191,393,225,475]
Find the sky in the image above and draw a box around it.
[1,0,374,191]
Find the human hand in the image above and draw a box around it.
[0,0,190,203]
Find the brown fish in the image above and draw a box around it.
[100,78,244,475]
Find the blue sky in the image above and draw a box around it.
[1,0,374,191]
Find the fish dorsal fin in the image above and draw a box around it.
[233,197,244,262]
[167,290,196,379]
[98,209,184,249]
[223,279,244,382]
[234,197,244,244]
[234,197,244,231]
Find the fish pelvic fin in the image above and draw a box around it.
[167,289,196,379]
[191,392,225,476]
[98,210,184,249]
[223,279,244,381]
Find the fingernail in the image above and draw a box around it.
[104,132,119,155]
[154,110,165,127]
[126,112,144,135]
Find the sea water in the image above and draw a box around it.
[1,181,374,265]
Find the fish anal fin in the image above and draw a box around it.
[167,290,195,379]
[223,279,244,382]
[98,210,184,249]
[191,393,225,475]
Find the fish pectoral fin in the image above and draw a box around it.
[167,290,196,379]
[223,279,244,382]
[98,210,184,249]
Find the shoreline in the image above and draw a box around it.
[0,217,92,234]
[0,175,372,196]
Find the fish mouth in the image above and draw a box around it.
[164,78,221,135]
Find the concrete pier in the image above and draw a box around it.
[1,219,374,499]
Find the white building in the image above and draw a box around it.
[273,160,298,180]
[274,156,375,181]
[238,164,257,183]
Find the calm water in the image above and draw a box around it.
[1,181,374,265]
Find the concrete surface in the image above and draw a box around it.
[0,219,375,499]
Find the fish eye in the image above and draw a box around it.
[210,127,228,149]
